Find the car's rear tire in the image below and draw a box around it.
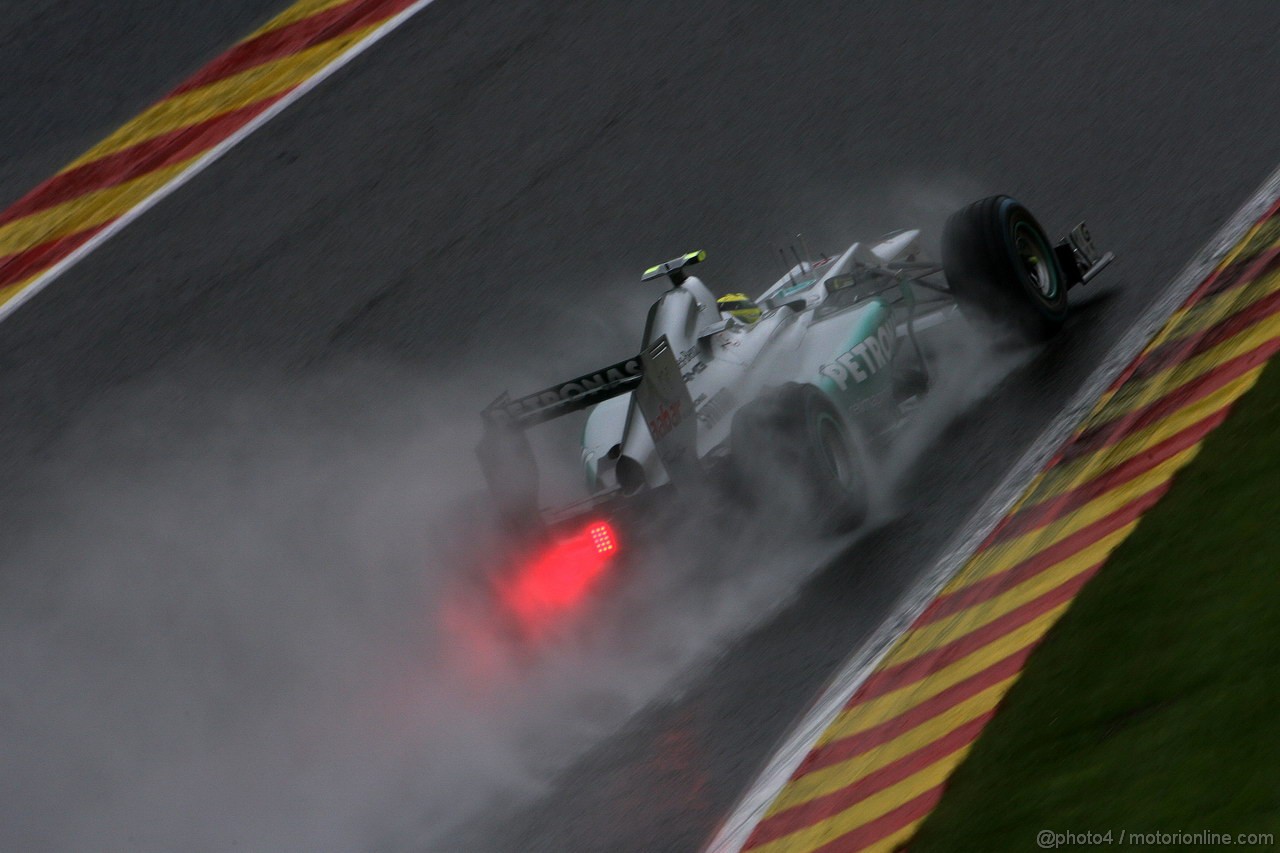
[942,195,1068,342]
[729,385,868,532]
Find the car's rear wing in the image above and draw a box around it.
[480,355,642,429]
[477,355,643,531]
[477,336,698,531]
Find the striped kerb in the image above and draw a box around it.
[0,0,424,304]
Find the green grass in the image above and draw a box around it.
[911,356,1280,851]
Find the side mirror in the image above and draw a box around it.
[825,272,859,294]
[762,296,806,312]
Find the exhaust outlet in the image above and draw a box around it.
[615,455,647,495]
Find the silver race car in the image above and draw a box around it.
[477,195,1112,558]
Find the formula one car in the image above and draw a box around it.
[477,196,1112,593]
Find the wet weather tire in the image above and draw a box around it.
[729,385,868,532]
[942,195,1068,342]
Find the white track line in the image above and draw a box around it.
[705,162,1280,853]
[0,0,439,326]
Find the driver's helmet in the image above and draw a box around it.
[717,292,762,324]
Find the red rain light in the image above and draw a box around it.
[500,520,620,631]
[588,521,616,555]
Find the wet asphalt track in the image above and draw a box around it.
[4,2,1280,850]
